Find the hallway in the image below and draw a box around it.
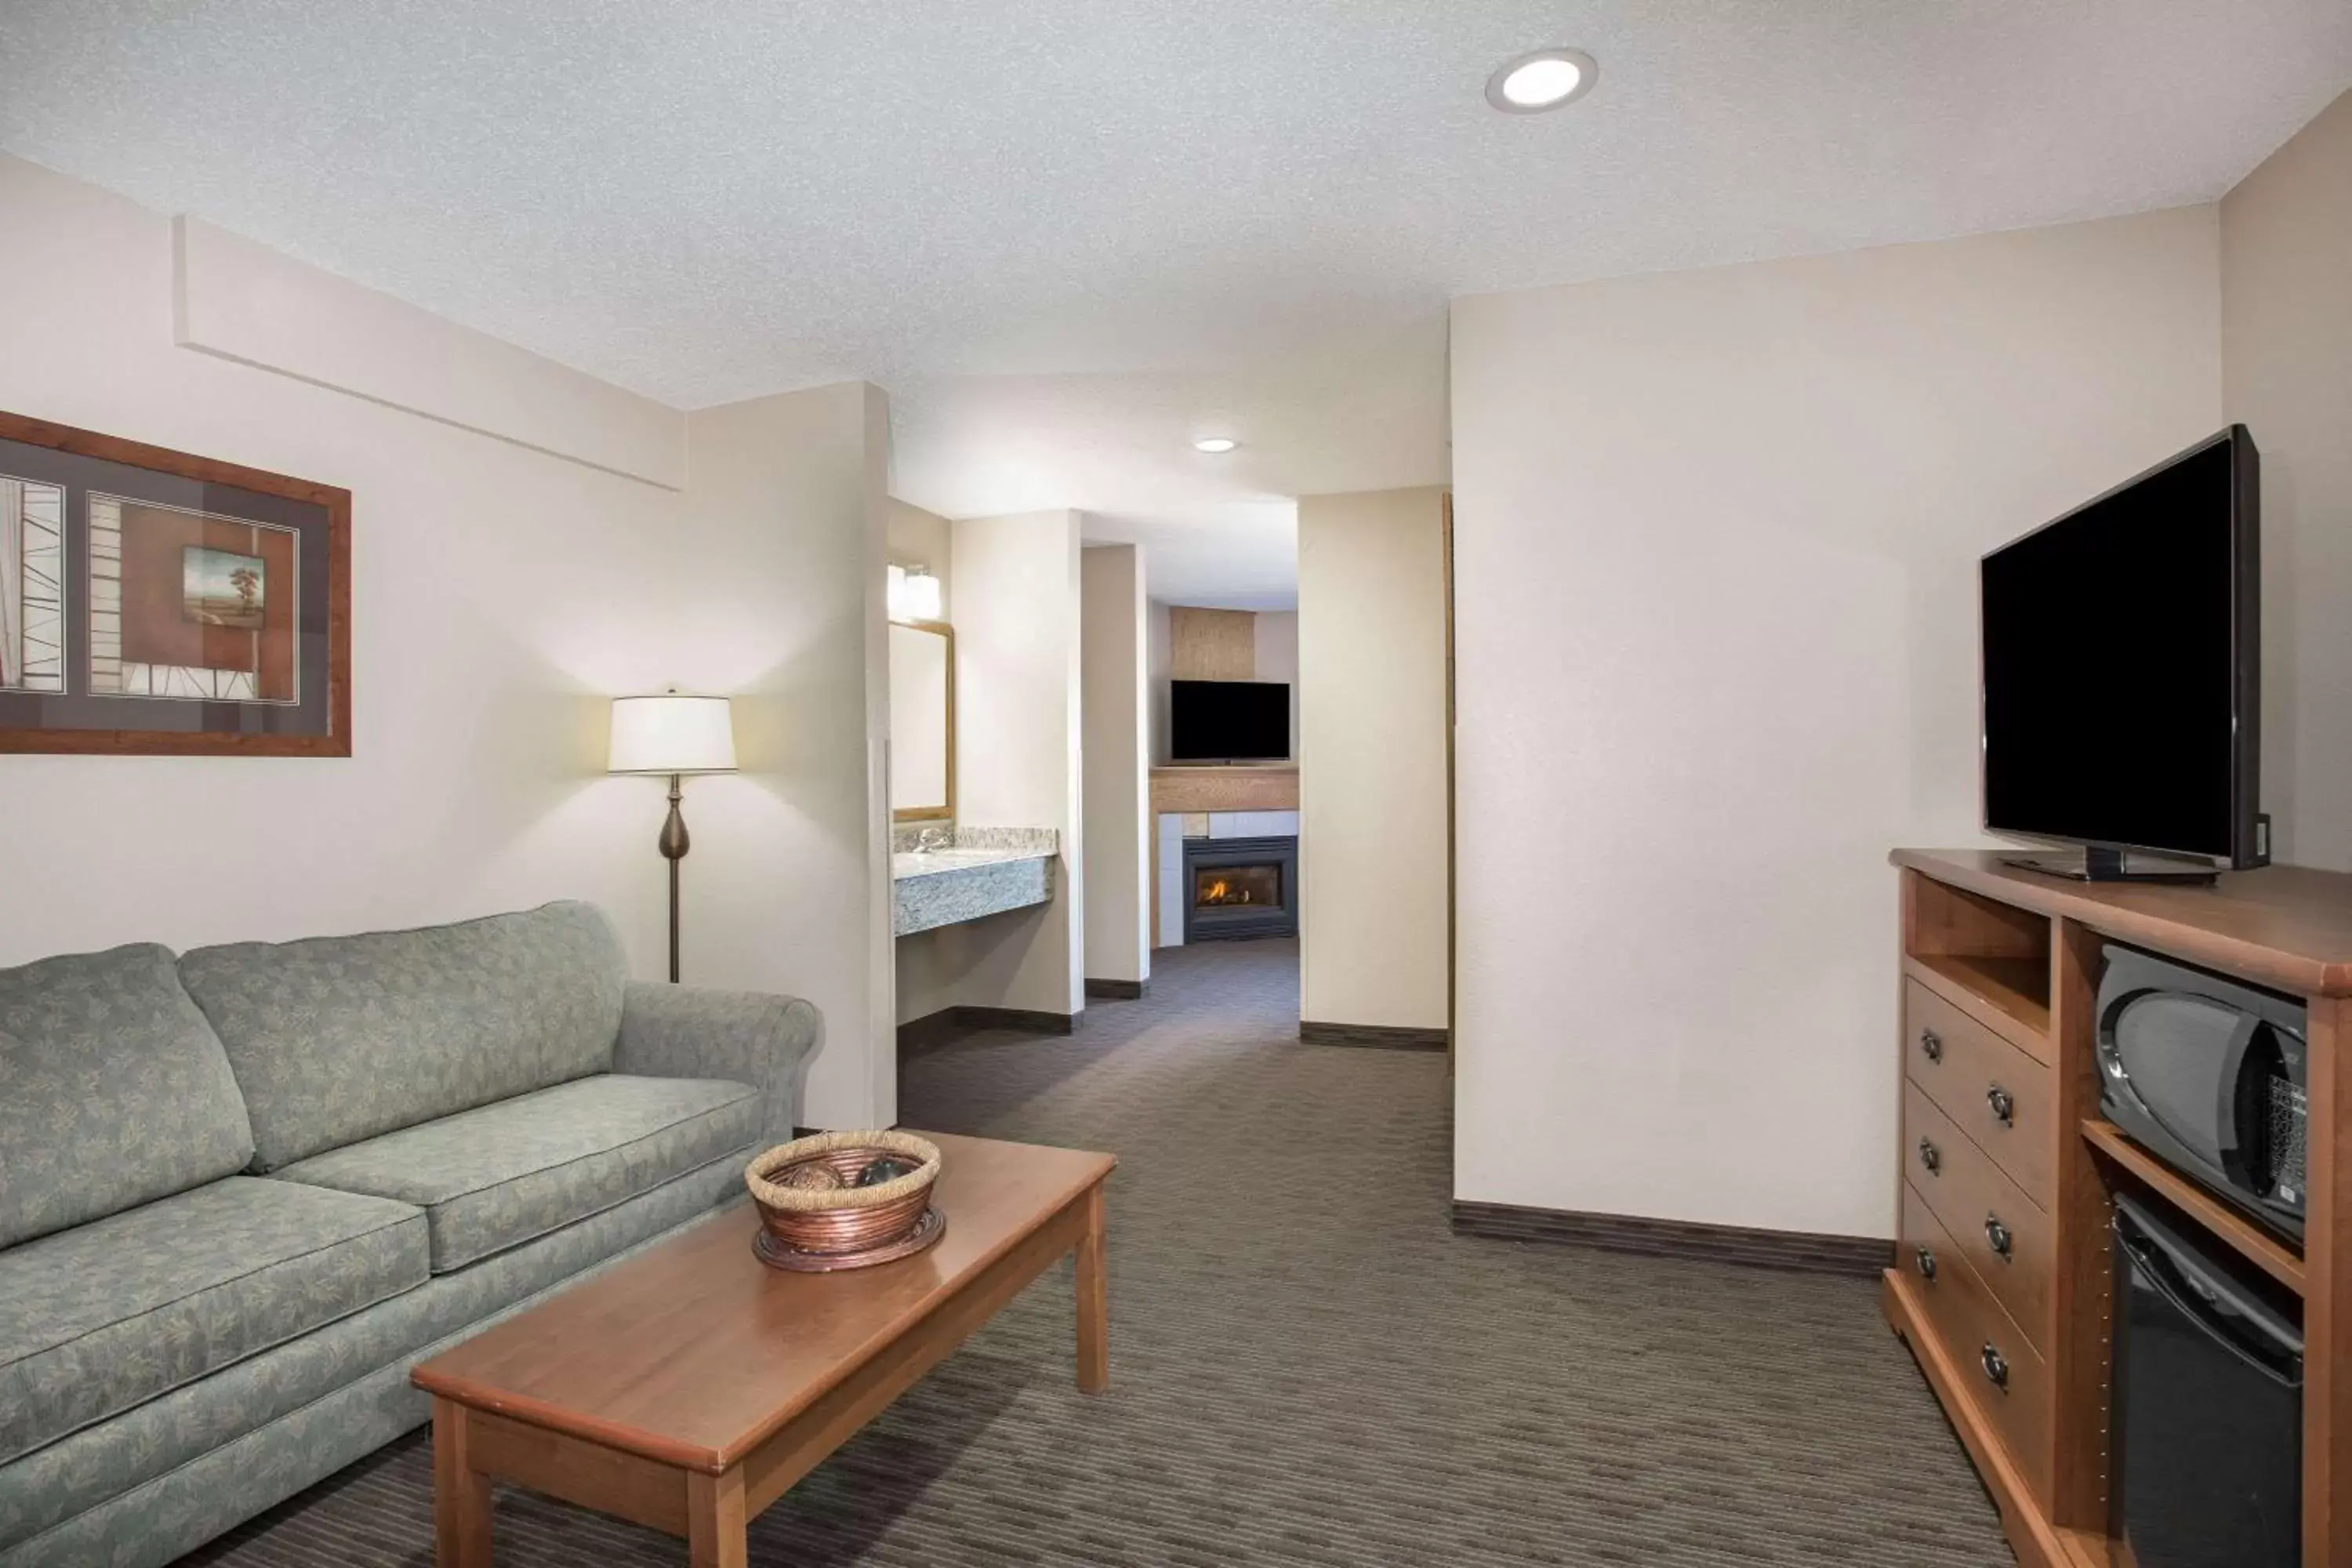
[882,936,2008,1566]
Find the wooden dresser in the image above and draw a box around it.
[1887,850,2352,1568]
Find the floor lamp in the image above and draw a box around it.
[608,691,737,983]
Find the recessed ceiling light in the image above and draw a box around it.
[1192,437,1239,454]
[1486,48,1598,114]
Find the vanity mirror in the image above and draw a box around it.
[888,619,954,822]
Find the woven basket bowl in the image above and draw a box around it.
[744,1131,942,1255]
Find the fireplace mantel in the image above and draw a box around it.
[1148,765,1298,814]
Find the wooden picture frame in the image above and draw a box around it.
[0,410,350,756]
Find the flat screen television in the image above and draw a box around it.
[1980,425,2265,881]
[1171,680,1290,763]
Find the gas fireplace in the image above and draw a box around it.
[1182,835,1298,942]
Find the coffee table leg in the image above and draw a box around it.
[688,1468,747,1568]
[431,1397,493,1567]
[1076,1181,1109,1393]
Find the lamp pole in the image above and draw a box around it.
[608,692,733,987]
[659,771,689,983]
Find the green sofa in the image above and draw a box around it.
[0,902,818,1568]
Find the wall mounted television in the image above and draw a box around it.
[1171,680,1290,763]
[1980,425,2266,884]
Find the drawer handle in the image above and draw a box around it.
[1915,1246,1937,1281]
[1919,1029,1944,1064]
[1986,1084,2016,1127]
[1918,1137,1941,1175]
[1980,1343,2009,1392]
[1984,1214,2014,1261]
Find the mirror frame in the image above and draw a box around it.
[890,618,956,823]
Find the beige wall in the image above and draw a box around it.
[1080,544,1150,986]
[0,154,895,1127]
[2223,89,2352,871]
[1146,599,1173,765]
[1298,487,1450,1032]
[174,216,687,490]
[1450,206,2224,1237]
[679,383,896,1129]
[1251,610,1298,681]
[1253,609,1301,760]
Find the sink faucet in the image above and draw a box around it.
[913,826,952,854]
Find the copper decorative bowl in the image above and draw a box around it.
[744,1131,944,1272]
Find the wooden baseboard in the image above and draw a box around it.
[898,1005,1083,1054]
[1084,978,1148,1000]
[1450,1200,1891,1277]
[956,1005,1081,1035]
[1299,1019,1450,1051]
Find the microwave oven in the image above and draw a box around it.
[2096,943,2307,1240]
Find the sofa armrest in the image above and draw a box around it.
[615,982,819,1151]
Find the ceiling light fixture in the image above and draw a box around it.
[1485,48,1598,114]
[1192,437,1239,454]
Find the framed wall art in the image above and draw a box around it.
[0,411,350,755]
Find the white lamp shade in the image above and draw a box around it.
[608,694,737,775]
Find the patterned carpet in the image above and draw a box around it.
[179,937,2007,1566]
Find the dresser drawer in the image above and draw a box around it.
[1904,978,2053,1200]
[1897,1180,2052,1507]
[1904,1080,2051,1351]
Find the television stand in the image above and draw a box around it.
[1886,851,2352,1568]
[1998,846,2218,885]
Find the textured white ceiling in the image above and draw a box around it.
[8,0,2344,404]
[5,1,2348,597]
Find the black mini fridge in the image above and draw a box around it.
[2111,1192,2303,1566]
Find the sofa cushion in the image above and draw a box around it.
[0,1176,424,1466]
[0,946,256,1249]
[269,1074,761,1272]
[0,1151,746,1555]
[178,901,629,1171]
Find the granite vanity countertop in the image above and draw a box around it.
[891,844,1051,879]
[891,829,1058,936]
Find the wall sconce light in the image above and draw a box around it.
[888,563,943,623]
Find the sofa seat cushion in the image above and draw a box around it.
[269,1074,762,1273]
[0,946,256,1249]
[0,1176,425,1467]
[0,1152,748,1556]
[178,901,630,1171]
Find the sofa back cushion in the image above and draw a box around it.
[0,944,257,1247]
[178,902,628,1171]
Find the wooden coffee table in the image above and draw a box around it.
[410,1131,1114,1567]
